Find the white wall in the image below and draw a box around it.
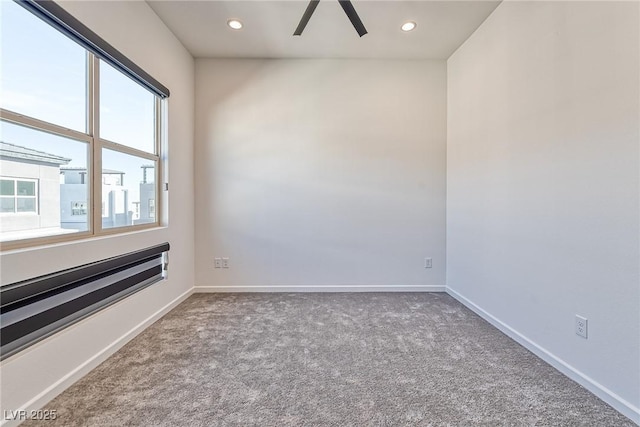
[0,0,194,421]
[195,59,446,291]
[447,1,639,421]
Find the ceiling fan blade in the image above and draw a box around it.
[338,0,367,37]
[294,0,321,36]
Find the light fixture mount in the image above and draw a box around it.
[294,0,367,37]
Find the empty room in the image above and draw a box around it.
[0,0,638,425]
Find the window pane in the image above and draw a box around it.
[1,180,15,196]
[17,181,35,196]
[100,60,156,153]
[0,1,86,132]
[1,198,15,213]
[17,198,36,213]
[102,148,156,229]
[0,120,89,242]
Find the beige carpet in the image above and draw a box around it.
[25,293,634,426]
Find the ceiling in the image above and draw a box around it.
[146,0,501,59]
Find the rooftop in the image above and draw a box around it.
[61,166,125,174]
[0,141,71,166]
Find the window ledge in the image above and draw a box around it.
[1,225,168,254]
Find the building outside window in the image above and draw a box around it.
[70,202,87,216]
[148,199,155,219]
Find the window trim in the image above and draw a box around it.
[1,41,165,251]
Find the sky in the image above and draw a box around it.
[0,0,157,208]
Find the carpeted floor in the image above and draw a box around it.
[26,293,633,426]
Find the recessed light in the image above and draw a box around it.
[401,21,416,32]
[227,19,243,30]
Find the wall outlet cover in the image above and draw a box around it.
[575,315,588,339]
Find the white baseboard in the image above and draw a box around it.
[446,286,640,425]
[194,285,446,293]
[3,288,194,427]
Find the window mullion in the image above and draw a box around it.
[100,139,159,162]
[89,53,102,235]
[155,97,162,226]
[0,109,92,144]
[87,51,94,138]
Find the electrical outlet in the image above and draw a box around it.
[424,258,432,268]
[222,257,230,268]
[214,258,222,268]
[575,315,588,339]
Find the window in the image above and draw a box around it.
[71,202,87,216]
[1,178,38,214]
[0,0,168,248]
[1,1,86,132]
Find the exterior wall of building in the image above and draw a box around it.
[102,185,131,228]
[60,185,88,230]
[61,169,86,185]
[60,169,88,230]
[0,158,61,233]
[137,182,155,225]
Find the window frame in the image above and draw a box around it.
[0,51,164,250]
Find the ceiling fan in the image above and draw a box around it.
[293,0,368,37]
